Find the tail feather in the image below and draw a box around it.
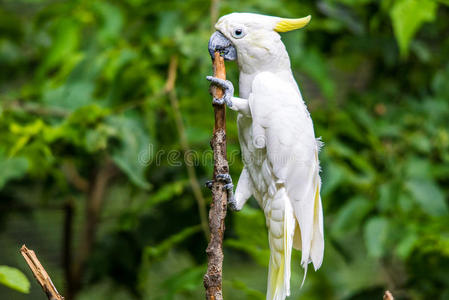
[294,155,324,277]
[266,188,295,300]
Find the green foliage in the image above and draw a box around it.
[0,266,30,294]
[107,113,152,189]
[229,279,265,300]
[159,266,205,299]
[143,225,202,262]
[225,206,270,267]
[0,152,28,189]
[331,196,373,238]
[390,0,437,57]
[364,217,390,258]
[405,178,448,216]
[0,0,448,299]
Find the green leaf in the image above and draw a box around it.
[390,0,437,57]
[107,114,152,190]
[230,280,265,299]
[396,231,418,259]
[145,180,186,208]
[364,217,390,257]
[332,196,373,237]
[0,266,30,293]
[144,225,201,261]
[39,19,80,74]
[405,179,448,216]
[161,266,204,294]
[296,47,336,99]
[0,153,29,189]
[93,2,124,44]
[225,206,270,267]
[321,161,345,197]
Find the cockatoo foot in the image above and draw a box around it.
[216,173,238,211]
[206,76,234,107]
[205,180,213,189]
[205,175,231,190]
[216,173,232,188]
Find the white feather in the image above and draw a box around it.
[216,12,324,300]
[236,71,324,297]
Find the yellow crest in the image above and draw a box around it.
[274,15,311,32]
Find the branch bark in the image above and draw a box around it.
[63,199,74,300]
[210,0,220,29]
[71,159,118,297]
[383,290,394,300]
[203,52,228,300]
[20,245,64,300]
[4,100,69,117]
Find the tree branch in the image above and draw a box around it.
[20,245,64,300]
[165,55,210,239]
[70,159,118,297]
[210,0,220,29]
[3,101,69,118]
[63,199,75,300]
[203,52,228,300]
[383,290,394,300]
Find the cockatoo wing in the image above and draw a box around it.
[249,71,324,272]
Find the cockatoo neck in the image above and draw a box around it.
[236,38,298,99]
[236,38,291,74]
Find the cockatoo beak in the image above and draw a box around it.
[274,15,311,32]
[208,31,237,61]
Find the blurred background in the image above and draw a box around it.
[0,0,448,299]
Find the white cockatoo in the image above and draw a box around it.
[206,13,324,300]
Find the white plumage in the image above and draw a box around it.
[212,13,324,300]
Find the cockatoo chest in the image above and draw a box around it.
[237,70,306,209]
[237,72,274,208]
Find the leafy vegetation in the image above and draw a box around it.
[0,266,30,294]
[0,0,448,299]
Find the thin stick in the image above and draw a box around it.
[210,0,220,29]
[165,55,210,239]
[71,160,117,296]
[204,52,228,300]
[383,290,394,300]
[63,199,74,300]
[20,245,64,300]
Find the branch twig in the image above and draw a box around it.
[203,52,228,300]
[63,199,74,300]
[383,290,394,300]
[3,101,69,118]
[210,0,220,29]
[20,245,64,300]
[165,55,210,239]
[71,159,118,297]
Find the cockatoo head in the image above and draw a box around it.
[208,13,311,72]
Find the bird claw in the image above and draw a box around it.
[213,97,230,106]
[206,173,237,210]
[205,180,213,189]
[216,173,238,211]
[206,76,234,107]
[216,173,232,185]
[223,183,233,191]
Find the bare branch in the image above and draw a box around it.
[204,52,228,300]
[20,245,64,300]
[71,160,118,297]
[3,101,69,117]
[165,55,210,239]
[383,290,394,300]
[210,0,220,29]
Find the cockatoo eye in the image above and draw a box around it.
[232,28,245,39]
